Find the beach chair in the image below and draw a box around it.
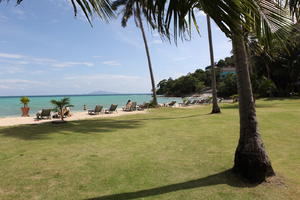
[191,100,197,104]
[181,100,191,107]
[36,109,52,119]
[137,102,149,111]
[167,101,176,107]
[105,104,118,114]
[123,102,137,111]
[88,105,103,115]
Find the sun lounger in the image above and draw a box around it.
[137,102,149,110]
[105,104,118,114]
[36,109,52,119]
[88,105,103,115]
[167,101,176,107]
[123,102,137,111]
[179,100,191,107]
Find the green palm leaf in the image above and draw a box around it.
[0,0,115,24]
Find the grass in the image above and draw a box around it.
[0,98,299,200]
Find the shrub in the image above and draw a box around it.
[20,96,30,108]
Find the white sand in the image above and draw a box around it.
[0,109,147,127]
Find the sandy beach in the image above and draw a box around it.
[0,109,147,127]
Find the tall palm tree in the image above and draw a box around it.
[144,0,297,182]
[111,0,158,106]
[206,15,221,114]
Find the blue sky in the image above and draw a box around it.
[0,0,232,96]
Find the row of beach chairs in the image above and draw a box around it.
[35,102,151,119]
[88,104,118,115]
[36,107,71,120]
[88,102,150,115]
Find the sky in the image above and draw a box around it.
[0,0,232,96]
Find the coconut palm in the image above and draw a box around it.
[51,98,73,121]
[143,0,298,182]
[206,15,221,114]
[111,0,158,106]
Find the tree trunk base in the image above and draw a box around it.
[211,107,221,114]
[233,143,275,183]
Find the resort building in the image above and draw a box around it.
[220,65,236,77]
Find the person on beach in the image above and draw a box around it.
[125,100,132,110]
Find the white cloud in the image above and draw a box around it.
[52,61,94,68]
[0,79,44,90]
[0,59,29,65]
[0,53,24,59]
[0,52,95,68]
[101,60,121,66]
[65,74,140,81]
[0,66,24,75]
[0,79,38,84]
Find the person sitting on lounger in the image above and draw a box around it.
[124,100,132,110]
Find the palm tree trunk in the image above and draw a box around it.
[232,28,275,183]
[206,16,221,114]
[60,108,64,121]
[136,5,158,106]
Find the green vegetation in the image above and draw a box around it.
[0,99,299,200]
[157,47,300,98]
[50,98,73,121]
[20,96,30,108]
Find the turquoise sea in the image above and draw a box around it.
[0,94,182,117]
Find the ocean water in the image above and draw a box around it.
[0,94,182,117]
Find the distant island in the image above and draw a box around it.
[88,90,119,95]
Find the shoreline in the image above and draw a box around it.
[0,109,147,127]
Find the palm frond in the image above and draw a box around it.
[0,0,115,24]
[145,0,296,48]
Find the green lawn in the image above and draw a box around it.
[0,99,299,200]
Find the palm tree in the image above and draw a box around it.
[206,15,221,114]
[144,0,297,182]
[51,98,73,121]
[111,0,158,106]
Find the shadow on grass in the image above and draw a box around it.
[0,119,143,140]
[0,113,205,140]
[262,97,300,101]
[135,114,204,121]
[86,169,257,200]
[221,104,274,109]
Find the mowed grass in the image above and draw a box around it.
[0,99,299,200]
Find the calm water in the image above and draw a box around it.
[0,94,182,117]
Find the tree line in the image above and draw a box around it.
[157,31,300,99]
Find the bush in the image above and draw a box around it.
[20,96,30,107]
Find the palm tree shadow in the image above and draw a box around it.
[86,169,258,200]
[0,119,143,140]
